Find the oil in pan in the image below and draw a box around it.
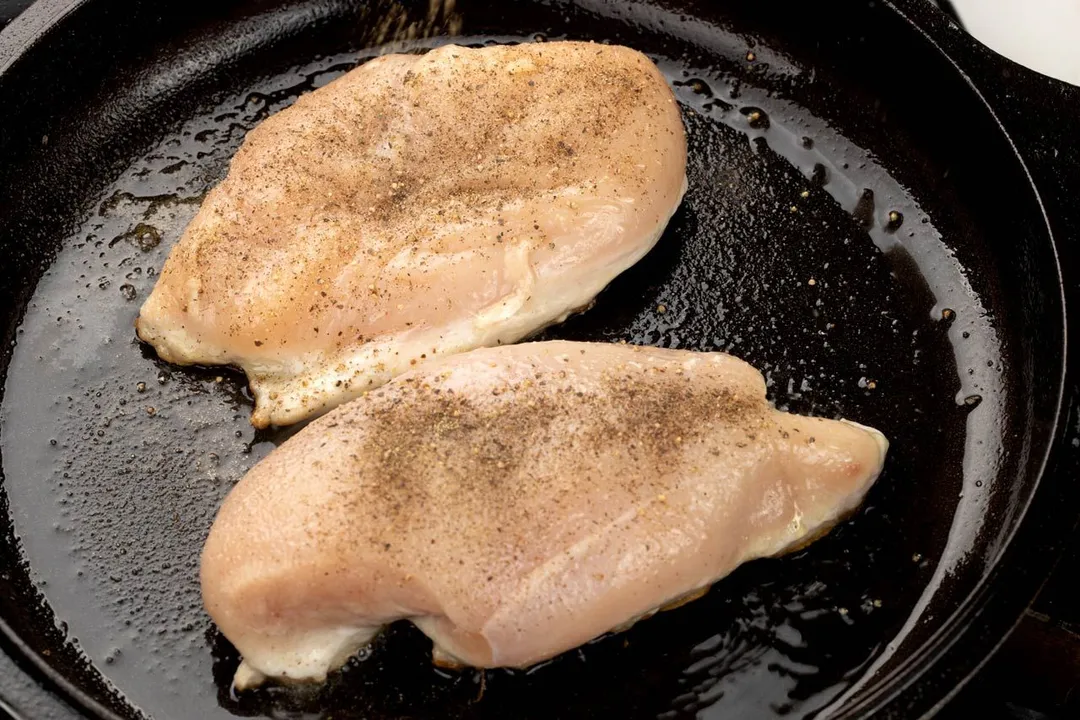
[0,27,1003,720]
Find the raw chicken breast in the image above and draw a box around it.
[135,42,687,427]
[201,341,888,688]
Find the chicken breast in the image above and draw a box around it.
[201,341,888,688]
[135,42,687,427]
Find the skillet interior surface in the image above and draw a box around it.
[0,0,1066,718]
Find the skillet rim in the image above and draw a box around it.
[825,1,1079,717]
[0,0,1076,718]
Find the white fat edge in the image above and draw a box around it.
[233,625,380,689]
[472,241,537,329]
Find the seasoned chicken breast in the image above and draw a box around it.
[201,341,888,689]
[135,42,687,427]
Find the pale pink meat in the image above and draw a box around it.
[136,42,687,427]
[201,341,887,688]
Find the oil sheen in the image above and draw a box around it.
[1,33,1002,720]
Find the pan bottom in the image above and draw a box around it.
[0,30,1003,720]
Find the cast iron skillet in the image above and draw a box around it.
[0,0,1078,718]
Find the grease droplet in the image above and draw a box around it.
[131,224,161,252]
[742,107,769,129]
[885,210,904,232]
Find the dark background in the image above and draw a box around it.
[0,1,25,26]
[0,1,1076,718]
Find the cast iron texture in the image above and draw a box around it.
[0,1,1077,718]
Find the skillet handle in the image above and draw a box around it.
[897,0,1080,419]
[895,1,1080,307]
[887,3,1080,715]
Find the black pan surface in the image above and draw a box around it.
[0,1,1077,719]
